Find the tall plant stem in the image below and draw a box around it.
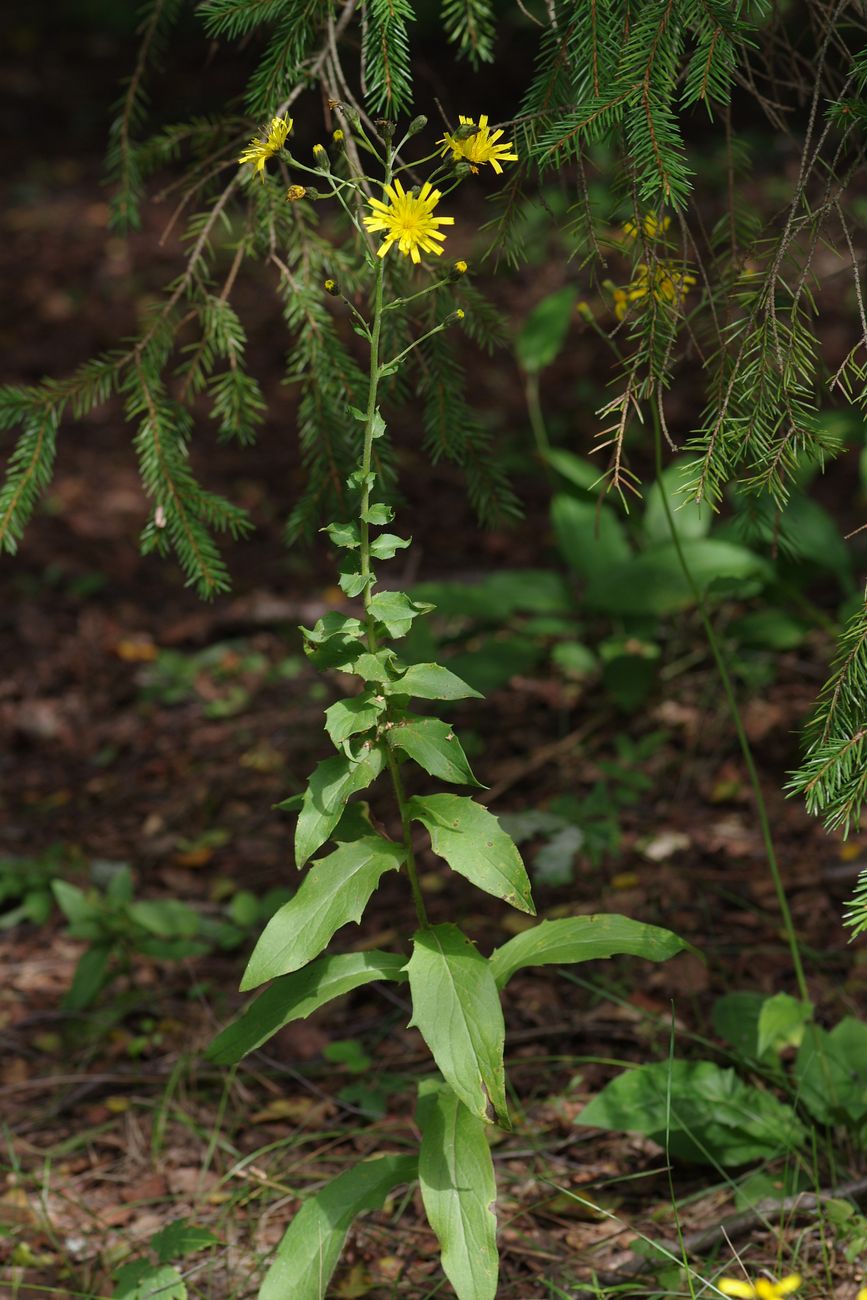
[650,402,809,1003]
[358,143,428,930]
[524,371,550,461]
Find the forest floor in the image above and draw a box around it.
[3,27,867,1300]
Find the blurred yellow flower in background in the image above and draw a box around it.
[718,1275,801,1299]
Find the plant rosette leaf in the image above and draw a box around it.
[756,993,812,1057]
[584,540,771,616]
[295,748,386,868]
[387,714,482,787]
[209,951,406,1063]
[407,794,535,915]
[578,1059,807,1165]
[391,661,482,701]
[489,914,691,988]
[417,1078,498,1300]
[259,1154,418,1300]
[407,923,509,1127]
[795,1018,867,1127]
[241,836,404,989]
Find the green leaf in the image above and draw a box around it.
[578,1059,806,1165]
[323,521,360,549]
[351,649,398,684]
[259,1154,418,1300]
[794,1018,867,1126]
[392,662,482,700]
[241,836,404,990]
[584,540,771,616]
[368,590,433,638]
[338,570,371,598]
[711,991,766,1058]
[64,945,112,1011]
[516,287,576,373]
[417,1079,498,1300]
[544,449,599,494]
[52,879,98,928]
[490,915,690,988]
[113,1261,186,1300]
[149,1220,218,1264]
[362,501,394,525]
[301,611,365,645]
[208,951,406,1063]
[644,462,711,544]
[389,716,481,787]
[296,748,385,868]
[128,899,199,939]
[324,693,385,747]
[757,994,812,1057]
[407,794,535,915]
[370,533,411,559]
[551,494,631,582]
[407,923,509,1126]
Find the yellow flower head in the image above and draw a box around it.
[613,259,696,317]
[454,260,468,275]
[719,1275,802,1300]
[623,212,671,240]
[362,179,455,263]
[333,129,345,143]
[285,184,307,202]
[238,116,292,180]
[438,115,518,175]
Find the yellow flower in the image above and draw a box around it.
[438,115,518,175]
[718,1275,802,1300]
[613,259,696,317]
[454,260,468,274]
[238,116,292,180]
[362,179,455,263]
[333,129,345,142]
[613,287,629,321]
[623,212,671,240]
[285,184,307,201]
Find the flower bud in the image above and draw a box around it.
[446,308,465,325]
[332,129,345,145]
[376,119,396,140]
[453,121,479,141]
[285,184,307,202]
[312,143,330,171]
[448,259,468,281]
[323,278,340,296]
[407,115,428,136]
[342,105,362,130]
[576,300,594,323]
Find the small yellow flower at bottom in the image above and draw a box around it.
[718,1274,802,1300]
[363,179,455,264]
[238,116,292,180]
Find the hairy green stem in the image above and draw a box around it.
[650,402,809,1003]
[358,144,428,930]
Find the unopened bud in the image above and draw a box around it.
[446,308,465,325]
[342,105,362,130]
[285,184,307,202]
[453,122,479,141]
[576,300,594,323]
[312,143,330,171]
[453,159,474,178]
[448,259,468,281]
[324,278,340,296]
[376,119,396,140]
[332,129,345,145]
[407,115,428,137]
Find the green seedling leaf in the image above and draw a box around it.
[407,923,509,1126]
[388,716,482,787]
[259,1154,418,1300]
[241,836,404,989]
[149,1220,218,1263]
[324,692,385,747]
[757,993,812,1056]
[417,1079,498,1300]
[324,1038,371,1072]
[370,533,411,559]
[113,1260,186,1300]
[584,540,771,615]
[361,502,394,525]
[533,825,584,884]
[551,493,631,582]
[128,899,200,939]
[52,880,99,930]
[296,748,385,868]
[644,461,711,544]
[209,951,406,1063]
[516,287,576,373]
[64,944,112,1011]
[323,521,360,549]
[408,794,534,914]
[578,1059,806,1165]
[490,914,690,988]
[301,611,365,645]
[795,1018,867,1127]
[368,590,433,637]
[393,662,482,700]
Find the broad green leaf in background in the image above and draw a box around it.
[407,794,535,914]
[295,748,385,867]
[411,569,571,621]
[584,540,771,616]
[52,880,101,936]
[149,1220,218,1263]
[578,1059,807,1165]
[516,287,576,373]
[644,462,711,544]
[757,993,812,1056]
[113,1261,186,1300]
[259,1154,418,1300]
[324,692,384,746]
[64,945,112,1011]
[712,991,766,1059]
[417,1079,498,1300]
[794,1018,867,1127]
[489,915,690,988]
[544,448,599,494]
[392,662,482,700]
[551,493,631,583]
[209,951,406,1063]
[407,923,509,1126]
[388,716,481,786]
[241,837,404,989]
